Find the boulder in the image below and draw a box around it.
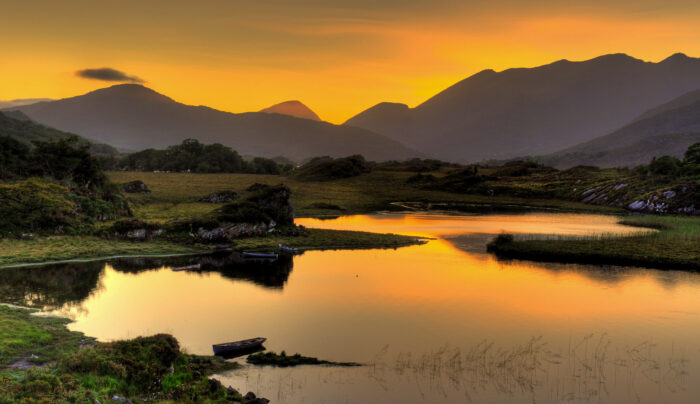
[198,190,238,203]
[121,180,151,194]
[109,219,164,241]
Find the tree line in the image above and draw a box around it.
[102,139,293,174]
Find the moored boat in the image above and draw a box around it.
[213,337,267,356]
[171,264,201,272]
[278,244,299,255]
[242,252,278,259]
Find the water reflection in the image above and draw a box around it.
[0,262,104,309]
[2,212,699,403]
[1,253,295,310]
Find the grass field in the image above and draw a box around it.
[107,171,621,222]
[0,305,243,403]
[487,215,700,270]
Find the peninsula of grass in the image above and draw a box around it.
[0,305,245,403]
[487,216,700,270]
[233,228,425,252]
[0,236,207,268]
[246,351,361,367]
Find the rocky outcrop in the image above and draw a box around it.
[109,219,164,241]
[121,180,151,194]
[198,190,238,203]
[169,184,296,243]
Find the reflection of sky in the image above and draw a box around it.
[48,213,700,403]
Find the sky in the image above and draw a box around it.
[1,0,700,123]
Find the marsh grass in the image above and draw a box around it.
[367,334,687,401]
[488,216,700,269]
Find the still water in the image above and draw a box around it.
[3,212,699,403]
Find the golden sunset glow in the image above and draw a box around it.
[2,0,700,123]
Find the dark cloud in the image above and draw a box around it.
[75,67,145,83]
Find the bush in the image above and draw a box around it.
[0,178,78,235]
[293,155,370,181]
[649,155,682,177]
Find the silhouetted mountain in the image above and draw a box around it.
[260,100,321,121]
[10,85,418,162]
[345,53,700,162]
[0,111,118,154]
[2,110,32,122]
[540,91,700,167]
[0,98,53,109]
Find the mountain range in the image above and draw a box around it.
[7,85,418,162]
[345,53,700,163]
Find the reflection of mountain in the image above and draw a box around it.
[0,262,104,309]
[109,252,295,289]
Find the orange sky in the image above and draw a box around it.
[1,0,699,123]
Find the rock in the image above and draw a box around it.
[122,180,151,194]
[613,183,628,191]
[109,219,164,241]
[111,396,133,404]
[198,190,238,203]
[244,392,256,400]
[20,233,34,240]
[581,193,597,203]
[628,200,646,211]
[197,222,273,241]
[663,190,676,199]
[227,385,239,395]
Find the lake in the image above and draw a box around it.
[3,212,699,403]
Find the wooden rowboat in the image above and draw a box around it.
[212,337,267,356]
[171,264,201,272]
[278,244,299,255]
[242,252,278,259]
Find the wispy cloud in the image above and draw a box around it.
[75,67,145,83]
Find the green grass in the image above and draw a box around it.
[0,236,205,268]
[487,215,700,270]
[0,305,87,367]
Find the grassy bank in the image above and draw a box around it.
[0,230,423,269]
[0,305,245,403]
[0,236,206,268]
[487,216,700,270]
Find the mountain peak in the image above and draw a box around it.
[661,52,693,64]
[83,84,176,103]
[260,100,321,121]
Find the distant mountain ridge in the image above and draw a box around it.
[0,98,53,109]
[345,53,700,162]
[260,100,321,121]
[0,111,118,154]
[539,90,700,167]
[8,84,419,162]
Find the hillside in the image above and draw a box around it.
[542,92,700,167]
[260,100,321,121]
[345,53,700,162]
[0,111,117,154]
[10,85,419,162]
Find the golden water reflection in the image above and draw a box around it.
[48,213,699,403]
